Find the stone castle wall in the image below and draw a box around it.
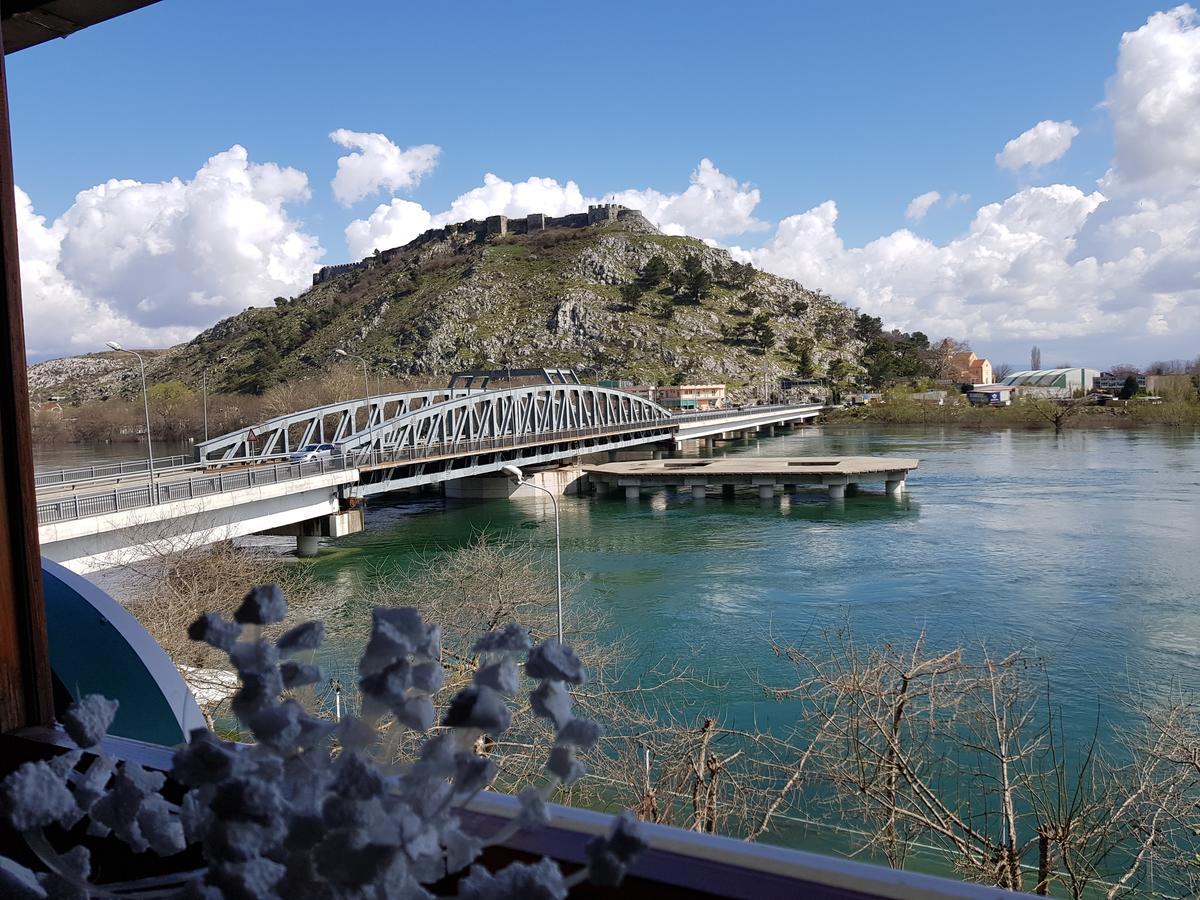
[313,204,644,285]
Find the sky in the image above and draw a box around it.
[7,0,1199,369]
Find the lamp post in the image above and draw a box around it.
[201,355,228,442]
[501,464,562,643]
[106,341,155,487]
[335,349,371,429]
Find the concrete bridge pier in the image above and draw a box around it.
[758,484,776,500]
[296,535,320,557]
[691,484,707,501]
[886,475,906,498]
[625,486,640,501]
[824,477,849,501]
[704,437,715,451]
[764,425,776,437]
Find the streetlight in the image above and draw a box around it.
[501,464,563,643]
[106,341,155,485]
[335,349,371,430]
[201,355,228,442]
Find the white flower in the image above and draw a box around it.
[233,585,288,625]
[546,746,585,786]
[473,660,519,696]
[61,695,118,749]
[279,660,320,689]
[525,640,586,685]
[275,620,325,655]
[471,624,531,655]
[530,680,572,729]
[457,859,567,900]
[0,761,76,830]
[0,856,47,899]
[441,686,512,734]
[556,718,603,750]
[584,810,647,887]
[187,612,241,651]
[516,786,550,830]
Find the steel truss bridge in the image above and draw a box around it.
[36,374,824,570]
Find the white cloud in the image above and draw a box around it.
[342,158,766,256]
[905,190,942,222]
[733,7,1200,349]
[329,130,440,206]
[435,173,588,224]
[346,199,434,260]
[608,159,766,239]
[995,119,1080,171]
[20,146,322,358]
[1102,5,1200,195]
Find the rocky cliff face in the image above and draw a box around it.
[30,216,863,403]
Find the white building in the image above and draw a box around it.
[1000,368,1099,398]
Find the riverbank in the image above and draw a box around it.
[824,397,1200,428]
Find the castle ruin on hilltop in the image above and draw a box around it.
[313,204,645,285]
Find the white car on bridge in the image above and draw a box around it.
[288,443,338,463]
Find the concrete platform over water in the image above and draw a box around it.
[584,456,919,501]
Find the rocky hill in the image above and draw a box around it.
[30,211,864,403]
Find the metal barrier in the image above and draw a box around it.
[36,455,357,526]
[668,403,819,425]
[34,454,195,488]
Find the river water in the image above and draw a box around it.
[38,427,1200,729]
[35,427,1200,875]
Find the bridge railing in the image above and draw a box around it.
[36,454,357,527]
[347,418,676,470]
[34,454,196,488]
[667,403,820,425]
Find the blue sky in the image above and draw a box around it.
[9,1,1199,368]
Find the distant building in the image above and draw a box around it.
[630,384,727,410]
[948,350,993,386]
[1000,368,1099,398]
[967,385,1017,406]
[911,390,949,405]
[1095,372,1146,393]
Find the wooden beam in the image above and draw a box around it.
[0,28,54,732]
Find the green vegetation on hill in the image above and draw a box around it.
[120,218,867,401]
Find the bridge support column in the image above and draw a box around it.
[766,425,776,437]
[296,535,320,557]
[704,437,714,451]
[652,449,665,460]
[758,484,775,500]
[886,477,906,498]
[691,484,707,501]
[824,477,849,501]
[625,486,640,501]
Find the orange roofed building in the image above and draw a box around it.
[948,351,992,386]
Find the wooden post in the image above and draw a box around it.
[0,32,54,731]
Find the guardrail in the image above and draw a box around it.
[34,454,195,488]
[36,455,357,526]
[669,403,822,425]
